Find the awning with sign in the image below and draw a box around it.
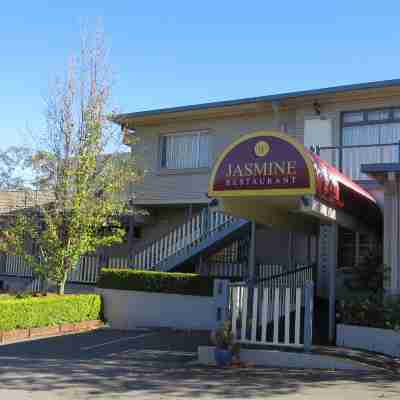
[208,130,381,233]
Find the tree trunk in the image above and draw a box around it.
[57,274,68,295]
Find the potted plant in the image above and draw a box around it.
[211,321,240,367]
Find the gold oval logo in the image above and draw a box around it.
[254,141,270,157]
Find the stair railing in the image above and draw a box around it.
[131,209,242,270]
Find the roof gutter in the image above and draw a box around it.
[113,78,400,125]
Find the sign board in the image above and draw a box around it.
[209,131,316,197]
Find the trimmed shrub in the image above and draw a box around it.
[97,268,214,297]
[337,292,400,331]
[0,294,102,331]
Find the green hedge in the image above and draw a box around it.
[337,292,400,331]
[97,268,214,297]
[0,294,102,331]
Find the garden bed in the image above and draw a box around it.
[0,319,104,344]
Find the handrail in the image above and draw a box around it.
[155,216,248,271]
[316,142,400,151]
[257,264,313,283]
[314,142,400,180]
[131,210,244,270]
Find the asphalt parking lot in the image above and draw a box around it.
[0,327,399,400]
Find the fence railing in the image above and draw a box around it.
[317,142,400,181]
[229,281,314,348]
[3,255,34,278]
[196,263,286,280]
[0,254,114,285]
[258,264,314,289]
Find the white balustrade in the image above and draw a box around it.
[131,211,238,270]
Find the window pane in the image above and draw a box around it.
[367,110,390,121]
[393,109,400,120]
[198,133,211,167]
[162,132,210,169]
[342,125,380,146]
[343,112,364,124]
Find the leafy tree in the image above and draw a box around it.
[0,27,141,294]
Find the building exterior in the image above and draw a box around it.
[113,79,400,275]
[110,79,400,341]
[2,79,400,343]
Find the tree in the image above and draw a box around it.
[0,146,33,190]
[0,27,141,294]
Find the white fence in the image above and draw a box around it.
[68,256,100,283]
[3,255,34,277]
[229,282,314,349]
[0,254,312,287]
[0,254,135,285]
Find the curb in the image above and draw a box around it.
[0,320,104,344]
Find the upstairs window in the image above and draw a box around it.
[160,131,211,170]
[341,107,400,180]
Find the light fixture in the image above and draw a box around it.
[313,101,321,116]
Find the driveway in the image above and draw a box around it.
[0,327,399,399]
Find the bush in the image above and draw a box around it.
[337,292,400,331]
[97,268,214,297]
[0,294,102,331]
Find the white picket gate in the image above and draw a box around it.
[229,282,313,349]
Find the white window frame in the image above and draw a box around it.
[159,130,211,171]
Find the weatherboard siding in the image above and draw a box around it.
[129,110,298,204]
[127,92,400,205]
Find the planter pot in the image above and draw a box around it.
[337,324,400,357]
[214,348,232,367]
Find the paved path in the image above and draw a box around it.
[0,328,399,399]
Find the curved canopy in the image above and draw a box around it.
[208,130,380,232]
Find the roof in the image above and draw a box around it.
[114,78,400,125]
[0,191,53,215]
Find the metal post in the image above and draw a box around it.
[307,234,312,266]
[303,281,314,352]
[398,140,400,162]
[288,232,294,269]
[248,221,257,283]
[328,223,338,344]
[214,279,229,326]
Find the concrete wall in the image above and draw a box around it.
[337,324,400,357]
[97,288,219,330]
[0,276,31,292]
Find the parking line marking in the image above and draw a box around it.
[81,332,158,351]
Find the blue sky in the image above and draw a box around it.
[2,1,400,148]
